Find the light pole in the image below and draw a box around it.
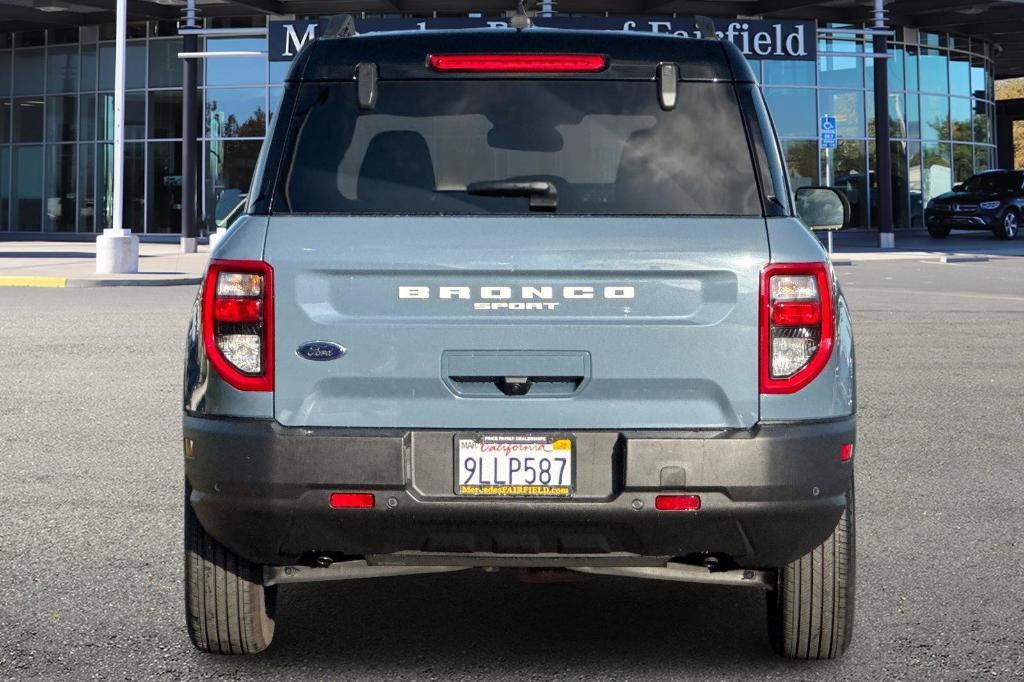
[95,0,140,273]
[872,0,895,249]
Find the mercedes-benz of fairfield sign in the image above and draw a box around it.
[268,16,817,62]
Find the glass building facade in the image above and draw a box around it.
[0,18,999,235]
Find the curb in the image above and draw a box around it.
[66,276,203,288]
[0,275,202,288]
[936,255,990,264]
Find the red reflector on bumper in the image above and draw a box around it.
[329,493,375,509]
[840,443,854,462]
[655,495,701,511]
[427,53,607,73]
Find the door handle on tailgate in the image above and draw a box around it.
[442,351,591,398]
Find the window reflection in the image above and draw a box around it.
[763,88,816,137]
[46,46,78,94]
[13,97,44,143]
[45,95,76,142]
[972,101,989,143]
[97,141,144,230]
[948,53,971,98]
[205,87,266,138]
[818,89,864,137]
[78,143,95,232]
[205,38,265,86]
[780,139,818,190]
[98,92,145,140]
[818,38,863,89]
[205,139,260,232]
[149,90,183,139]
[763,60,815,86]
[974,146,991,173]
[952,143,973,184]
[80,44,97,91]
[0,99,9,144]
[149,38,183,88]
[13,48,45,96]
[920,95,948,141]
[98,41,146,90]
[950,97,971,142]
[79,93,96,141]
[823,140,867,228]
[870,141,913,228]
[0,53,10,96]
[148,142,182,233]
[0,147,8,230]
[13,145,43,229]
[869,92,906,138]
[919,48,949,94]
[44,144,76,232]
[920,142,952,203]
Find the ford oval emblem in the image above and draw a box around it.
[296,341,346,361]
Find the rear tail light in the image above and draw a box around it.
[760,262,834,394]
[202,259,274,391]
[427,53,607,73]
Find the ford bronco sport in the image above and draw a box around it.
[183,24,856,659]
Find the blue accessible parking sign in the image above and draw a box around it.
[819,115,837,149]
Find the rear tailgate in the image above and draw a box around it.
[265,216,767,429]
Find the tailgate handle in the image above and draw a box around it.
[448,375,584,397]
[442,351,591,398]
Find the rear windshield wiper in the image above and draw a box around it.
[466,180,557,212]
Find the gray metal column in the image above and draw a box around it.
[180,2,199,254]
[872,0,894,248]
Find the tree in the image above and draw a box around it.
[996,77,1024,168]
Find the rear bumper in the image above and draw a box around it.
[184,415,855,569]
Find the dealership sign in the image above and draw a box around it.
[268,16,816,62]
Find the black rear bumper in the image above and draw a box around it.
[184,415,855,569]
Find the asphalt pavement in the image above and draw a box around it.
[1,255,1022,679]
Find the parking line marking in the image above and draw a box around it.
[0,276,68,288]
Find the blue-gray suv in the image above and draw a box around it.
[182,25,856,659]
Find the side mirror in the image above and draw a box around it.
[952,183,965,192]
[795,186,850,232]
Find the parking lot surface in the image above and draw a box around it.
[1,255,1022,679]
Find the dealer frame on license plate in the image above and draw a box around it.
[454,433,575,497]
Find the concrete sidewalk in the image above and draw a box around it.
[1,230,1022,288]
[0,241,209,287]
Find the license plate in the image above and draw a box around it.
[455,434,574,497]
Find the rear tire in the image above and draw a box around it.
[766,483,855,659]
[185,482,276,654]
[994,209,1018,240]
[927,224,950,239]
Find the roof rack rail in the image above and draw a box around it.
[321,14,357,39]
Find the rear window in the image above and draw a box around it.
[272,80,762,216]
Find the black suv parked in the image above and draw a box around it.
[925,169,1024,240]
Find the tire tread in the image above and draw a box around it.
[767,481,855,659]
[184,483,275,654]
